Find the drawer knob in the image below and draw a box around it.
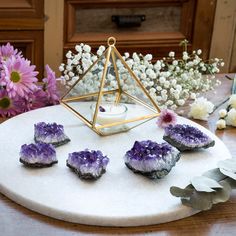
[112,15,145,28]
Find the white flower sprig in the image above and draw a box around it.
[216,75,236,130]
[59,40,223,110]
[188,97,214,121]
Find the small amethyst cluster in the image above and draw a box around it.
[34,122,70,147]
[66,149,109,180]
[124,140,180,179]
[20,143,57,167]
[163,124,215,151]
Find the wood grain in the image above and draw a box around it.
[0,74,235,235]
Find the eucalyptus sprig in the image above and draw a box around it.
[170,158,236,210]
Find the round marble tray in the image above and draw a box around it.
[0,105,231,227]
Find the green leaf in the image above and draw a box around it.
[191,176,223,192]
[211,180,231,204]
[220,168,236,180]
[217,159,236,172]
[223,178,236,189]
[203,168,226,182]
[181,191,213,210]
[170,185,194,197]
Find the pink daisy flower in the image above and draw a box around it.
[157,109,177,128]
[0,90,23,117]
[42,64,60,105]
[1,57,38,98]
[21,89,47,112]
[0,42,22,61]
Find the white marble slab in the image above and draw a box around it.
[0,105,231,226]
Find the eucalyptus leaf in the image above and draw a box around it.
[211,180,231,204]
[203,168,226,182]
[220,168,236,180]
[182,191,213,210]
[191,176,223,192]
[223,178,236,189]
[217,159,236,172]
[170,185,194,197]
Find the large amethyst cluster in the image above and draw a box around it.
[124,140,180,179]
[34,122,70,147]
[163,124,215,151]
[66,149,109,180]
[20,143,57,167]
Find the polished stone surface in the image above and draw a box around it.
[0,104,231,226]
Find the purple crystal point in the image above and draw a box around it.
[99,106,106,112]
[66,149,109,180]
[124,140,180,179]
[20,143,57,167]
[34,122,70,147]
[163,124,215,151]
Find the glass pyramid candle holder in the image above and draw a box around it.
[60,37,161,136]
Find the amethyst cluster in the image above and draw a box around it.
[124,140,180,179]
[20,143,57,167]
[34,122,70,147]
[163,124,215,151]
[66,149,109,180]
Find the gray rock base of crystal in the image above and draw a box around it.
[66,161,106,180]
[34,136,71,147]
[163,136,215,151]
[19,158,58,168]
[125,152,181,179]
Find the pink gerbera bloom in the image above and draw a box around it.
[0,90,23,117]
[42,64,60,105]
[1,57,38,98]
[0,43,22,61]
[157,109,177,128]
[23,89,48,111]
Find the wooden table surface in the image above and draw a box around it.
[0,74,235,236]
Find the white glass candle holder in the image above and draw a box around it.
[91,103,127,125]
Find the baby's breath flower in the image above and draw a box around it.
[169,51,175,57]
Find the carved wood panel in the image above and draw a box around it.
[63,0,216,61]
[0,0,44,79]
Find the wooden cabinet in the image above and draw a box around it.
[0,0,44,79]
[63,0,216,60]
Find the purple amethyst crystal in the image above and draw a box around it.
[20,143,57,167]
[124,140,180,179]
[34,122,70,147]
[66,149,109,180]
[163,124,215,151]
[99,106,106,112]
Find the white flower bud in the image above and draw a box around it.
[172,60,178,66]
[226,108,236,127]
[197,49,202,55]
[216,119,226,129]
[124,52,130,58]
[83,44,91,53]
[169,51,175,57]
[218,109,227,118]
[144,54,153,61]
[59,64,64,71]
[75,45,83,52]
[228,94,236,109]
[66,51,72,58]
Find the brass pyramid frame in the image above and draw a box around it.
[61,37,161,136]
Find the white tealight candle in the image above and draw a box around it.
[91,103,127,125]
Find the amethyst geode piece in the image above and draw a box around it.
[66,149,109,180]
[20,143,57,167]
[34,122,70,147]
[124,140,180,179]
[163,124,215,151]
